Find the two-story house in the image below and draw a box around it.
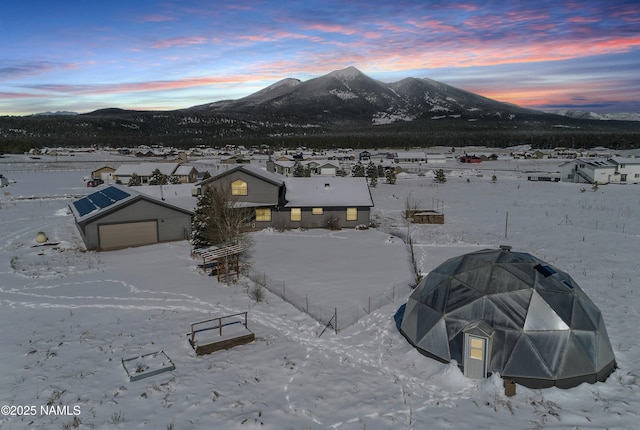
[197,165,374,230]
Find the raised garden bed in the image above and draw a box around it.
[121,350,175,382]
[188,312,255,356]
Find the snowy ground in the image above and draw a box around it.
[1,153,639,429]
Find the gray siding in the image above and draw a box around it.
[271,207,370,230]
[206,170,280,205]
[81,199,191,250]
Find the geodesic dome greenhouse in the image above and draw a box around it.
[399,248,616,389]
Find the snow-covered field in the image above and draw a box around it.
[1,152,639,429]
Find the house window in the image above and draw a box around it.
[291,208,301,221]
[346,207,357,221]
[635,174,639,178]
[312,207,323,215]
[255,208,271,222]
[231,180,247,196]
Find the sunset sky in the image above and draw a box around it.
[1,0,639,116]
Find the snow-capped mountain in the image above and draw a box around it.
[547,110,640,122]
[196,66,543,125]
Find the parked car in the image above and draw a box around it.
[86,178,104,187]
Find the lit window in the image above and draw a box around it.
[255,208,271,222]
[291,208,301,221]
[312,207,323,215]
[469,338,484,360]
[346,207,357,221]
[231,180,247,196]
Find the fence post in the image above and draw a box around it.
[368,296,371,314]
[282,281,286,300]
[306,294,309,313]
[334,308,338,334]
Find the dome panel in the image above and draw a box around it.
[537,290,574,327]
[487,290,532,328]
[494,262,536,287]
[418,272,450,299]
[485,265,533,294]
[414,318,450,362]
[571,299,599,331]
[558,334,597,379]
[524,291,570,331]
[503,335,554,379]
[422,284,449,313]
[488,328,521,372]
[526,331,570,375]
[595,316,616,369]
[445,282,483,313]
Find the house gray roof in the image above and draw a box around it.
[114,162,179,177]
[283,177,373,207]
[173,165,197,176]
[69,184,193,224]
[200,164,285,187]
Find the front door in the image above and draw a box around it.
[464,335,487,379]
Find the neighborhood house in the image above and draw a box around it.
[560,157,640,184]
[198,165,374,230]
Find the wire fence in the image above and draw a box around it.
[247,267,411,333]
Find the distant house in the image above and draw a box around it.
[220,154,251,164]
[113,162,199,184]
[394,151,427,164]
[315,161,340,176]
[459,155,482,163]
[173,165,199,184]
[359,151,371,161]
[0,174,8,187]
[426,154,447,164]
[69,185,193,251]
[91,166,116,182]
[560,157,640,184]
[272,160,296,176]
[198,165,374,230]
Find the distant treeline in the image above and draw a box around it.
[1,112,638,153]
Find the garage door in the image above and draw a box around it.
[98,221,158,250]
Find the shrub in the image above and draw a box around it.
[326,216,341,230]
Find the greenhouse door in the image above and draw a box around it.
[464,334,488,379]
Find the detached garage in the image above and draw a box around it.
[70,185,193,251]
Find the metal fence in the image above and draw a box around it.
[247,267,411,333]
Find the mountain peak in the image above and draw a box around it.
[326,66,365,80]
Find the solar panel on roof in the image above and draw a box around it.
[102,186,129,202]
[73,186,131,218]
[90,193,111,209]
[73,197,98,217]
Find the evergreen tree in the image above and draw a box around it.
[190,189,213,250]
[201,171,212,181]
[149,168,168,185]
[434,169,447,183]
[385,168,397,184]
[169,175,181,184]
[352,162,365,177]
[377,164,385,178]
[293,161,305,177]
[128,173,142,186]
[366,161,378,179]
[369,176,378,188]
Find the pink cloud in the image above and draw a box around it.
[406,18,460,33]
[137,14,176,23]
[302,23,360,36]
[152,36,209,49]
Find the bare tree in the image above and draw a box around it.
[201,182,253,283]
